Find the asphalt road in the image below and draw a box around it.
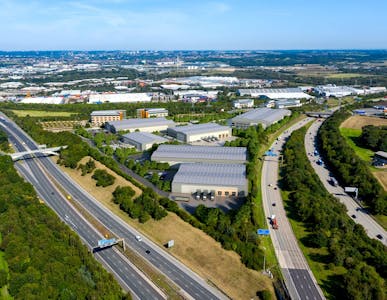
[0,113,227,300]
[305,120,387,246]
[261,117,325,300]
[0,116,165,300]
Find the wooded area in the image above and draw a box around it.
[0,156,129,299]
[360,125,387,152]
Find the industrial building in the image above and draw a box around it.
[136,108,168,118]
[105,117,175,134]
[238,88,313,100]
[314,85,356,98]
[151,144,247,165]
[90,110,126,126]
[233,99,254,109]
[230,108,292,129]
[121,132,168,151]
[172,163,248,197]
[167,123,232,143]
[19,96,64,104]
[88,93,152,103]
[274,99,302,109]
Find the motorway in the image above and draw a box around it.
[261,117,325,300]
[0,116,165,300]
[305,120,387,246]
[0,113,227,300]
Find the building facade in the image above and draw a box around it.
[136,108,169,118]
[167,123,232,143]
[90,110,126,126]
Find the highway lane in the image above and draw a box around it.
[0,117,165,300]
[1,113,227,300]
[305,120,387,246]
[261,117,325,300]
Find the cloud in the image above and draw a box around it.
[210,2,231,13]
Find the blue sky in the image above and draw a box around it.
[1,0,386,50]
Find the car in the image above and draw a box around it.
[268,184,273,187]
[274,187,278,190]
[356,207,361,211]
[145,250,151,254]
[376,234,383,240]
[351,214,356,219]
[272,203,276,207]
[135,235,142,242]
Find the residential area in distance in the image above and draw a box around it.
[0,49,386,300]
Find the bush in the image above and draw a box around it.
[92,169,115,187]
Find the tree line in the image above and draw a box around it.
[282,126,386,300]
[360,125,387,152]
[0,156,130,299]
[0,127,11,152]
[318,110,387,214]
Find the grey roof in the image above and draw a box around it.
[91,110,124,116]
[170,123,230,135]
[152,144,247,163]
[375,151,387,159]
[231,108,291,125]
[122,132,168,144]
[173,163,246,186]
[239,88,303,94]
[106,117,175,130]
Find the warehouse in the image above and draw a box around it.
[167,123,232,143]
[136,108,168,118]
[230,108,291,129]
[105,117,175,134]
[238,88,313,100]
[233,99,254,109]
[19,96,64,104]
[88,92,152,103]
[151,144,247,165]
[121,132,168,151]
[172,163,248,197]
[90,110,126,126]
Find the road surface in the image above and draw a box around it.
[305,120,386,246]
[261,117,325,300]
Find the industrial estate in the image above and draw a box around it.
[0,49,386,300]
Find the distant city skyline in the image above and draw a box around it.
[1,0,387,51]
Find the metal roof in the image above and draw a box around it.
[231,108,291,125]
[173,163,246,186]
[375,151,387,159]
[91,110,124,116]
[122,132,168,144]
[152,144,247,162]
[170,123,231,135]
[106,117,175,130]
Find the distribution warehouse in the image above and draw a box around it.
[171,163,248,197]
[88,93,152,103]
[238,88,313,99]
[151,144,247,165]
[167,123,232,143]
[121,132,168,151]
[105,117,175,133]
[230,108,291,129]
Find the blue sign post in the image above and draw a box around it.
[257,229,270,235]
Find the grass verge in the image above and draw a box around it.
[11,110,77,118]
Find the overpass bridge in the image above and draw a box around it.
[10,146,68,161]
[305,111,333,118]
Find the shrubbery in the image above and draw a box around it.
[77,158,96,176]
[360,125,387,152]
[92,169,115,187]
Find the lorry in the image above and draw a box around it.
[270,214,279,230]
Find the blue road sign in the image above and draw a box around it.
[257,229,270,235]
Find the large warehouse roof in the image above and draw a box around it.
[88,93,151,103]
[239,88,313,99]
[152,144,247,163]
[171,123,230,135]
[107,117,175,131]
[173,163,246,187]
[122,132,168,144]
[230,108,291,128]
[19,96,64,104]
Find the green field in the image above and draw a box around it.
[11,110,77,117]
[339,127,375,163]
[325,73,370,79]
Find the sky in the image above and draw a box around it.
[0,0,387,51]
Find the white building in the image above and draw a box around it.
[314,85,357,98]
[121,132,168,151]
[105,117,175,134]
[275,99,302,109]
[233,99,254,109]
[230,108,292,129]
[19,96,64,104]
[167,123,232,143]
[88,93,152,104]
[238,88,313,100]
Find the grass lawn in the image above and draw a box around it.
[11,110,77,118]
[339,127,375,162]
[56,158,274,300]
[325,73,370,79]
